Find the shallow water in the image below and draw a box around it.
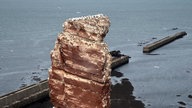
[1,0,192,107]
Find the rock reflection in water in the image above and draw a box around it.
[111,78,145,108]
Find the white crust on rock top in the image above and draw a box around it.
[65,14,106,22]
[62,14,110,42]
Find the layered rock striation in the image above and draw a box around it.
[49,14,112,108]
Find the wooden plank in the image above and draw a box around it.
[143,31,187,53]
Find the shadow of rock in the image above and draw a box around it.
[111,78,145,108]
[22,96,53,108]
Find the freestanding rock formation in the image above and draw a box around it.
[49,14,112,108]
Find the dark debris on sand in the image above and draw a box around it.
[178,101,186,106]
[111,70,123,78]
[188,95,192,99]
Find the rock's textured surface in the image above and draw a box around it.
[49,14,112,108]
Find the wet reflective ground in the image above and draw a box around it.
[1,0,192,108]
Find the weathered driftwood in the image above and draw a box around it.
[143,31,187,53]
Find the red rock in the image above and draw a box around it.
[49,14,112,108]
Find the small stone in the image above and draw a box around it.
[152,37,157,40]
[32,72,37,74]
[176,94,181,97]
[111,70,123,78]
[147,104,151,106]
[178,101,186,106]
[20,84,27,88]
[172,27,178,30]
[32,76,41,82]
[40,68,48,71]
[188,95,192,99]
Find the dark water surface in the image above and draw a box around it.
[1,0,192,107]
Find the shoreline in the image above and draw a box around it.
[0,53,130,108]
